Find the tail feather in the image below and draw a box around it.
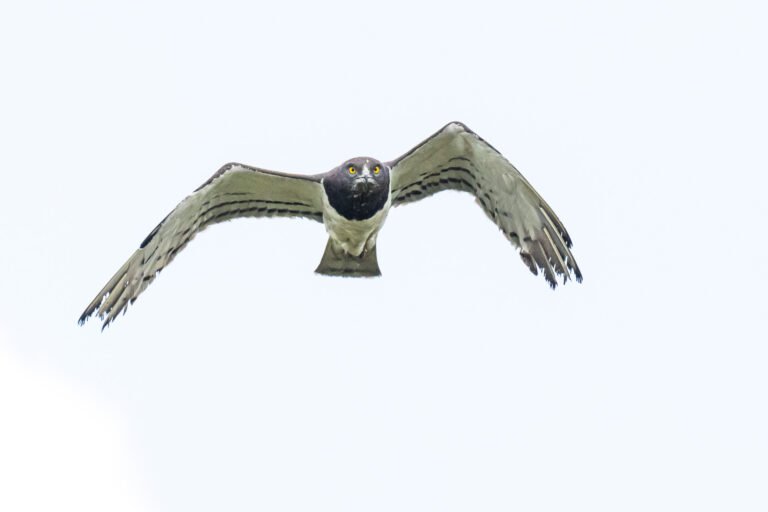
[315,239,381,277]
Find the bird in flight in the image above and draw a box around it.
[79,122,582,329]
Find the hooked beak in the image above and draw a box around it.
[355,176,375,193]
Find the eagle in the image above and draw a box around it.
[79,122,582,329]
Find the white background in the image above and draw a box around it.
[1,1,766,510]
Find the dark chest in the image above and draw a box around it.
[323,176,390,221]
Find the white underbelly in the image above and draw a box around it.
[322,196,391,257]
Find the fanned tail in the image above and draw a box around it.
[314,238,381,277]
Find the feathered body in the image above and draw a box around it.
[316,157,391,276]
[80,122,582,329]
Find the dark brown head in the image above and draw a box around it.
[322,157,390,220]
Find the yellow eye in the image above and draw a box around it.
[373,165,381,174]
[348,166,356,175]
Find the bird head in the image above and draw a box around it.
[339,157,389,196]
[322,157,390,220]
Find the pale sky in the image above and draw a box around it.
[1,1,766,511]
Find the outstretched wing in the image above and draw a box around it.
[388,122,582,287]
[79,163,324,329]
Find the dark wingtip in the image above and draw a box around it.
[520,252,538,276]
[571,260,583,283]
[559,227,574,249]
[78,308,93,326]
